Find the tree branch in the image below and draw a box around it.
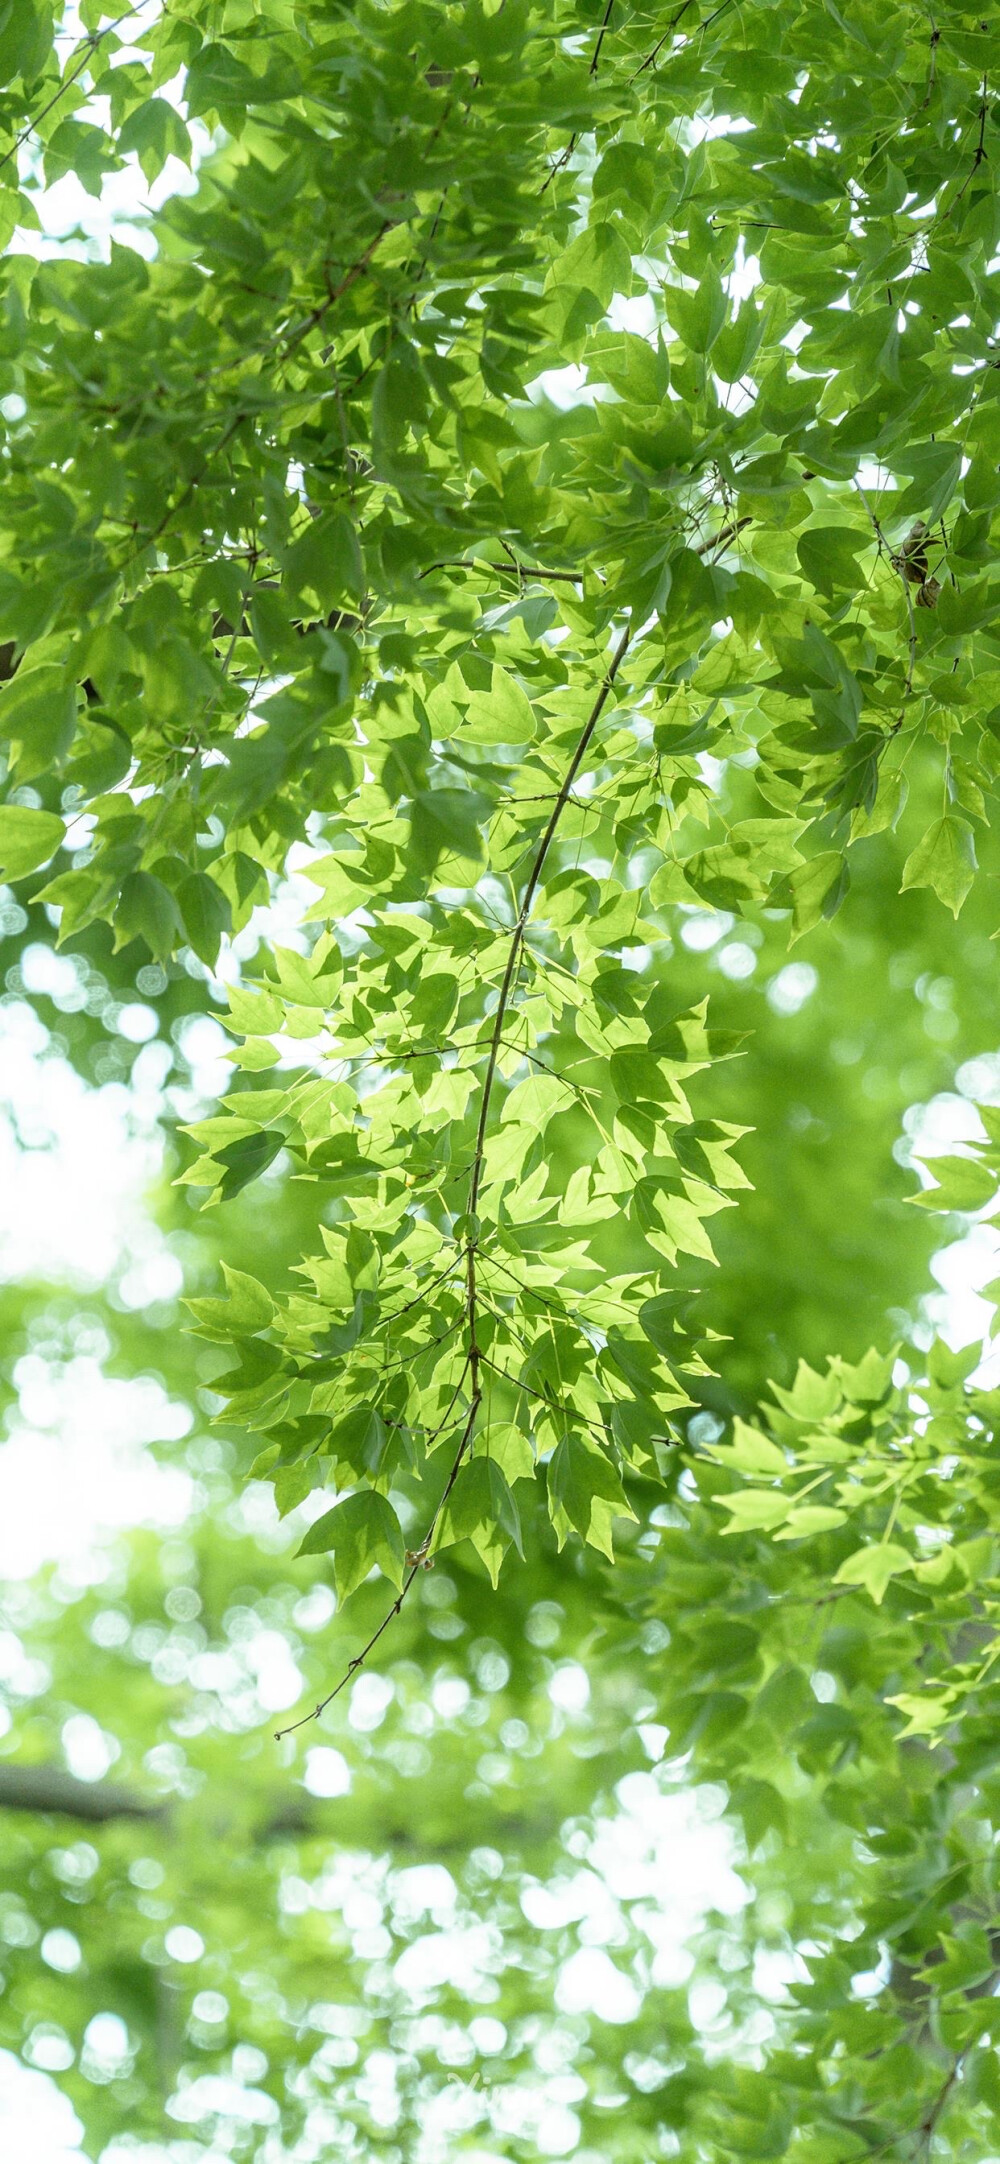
[274,619,633,1743]
[419,558,584,583]
[0,1762,166,1823]
[0,1760,324,1840]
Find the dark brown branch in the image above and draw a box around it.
[974,72,989,169]
[0,1756,567,1864]
[947,71,991,213]
[919,2058,963,2151]
[920,23,940,111]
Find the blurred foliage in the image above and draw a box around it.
[677,750,1000,1403]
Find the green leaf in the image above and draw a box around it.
[833,1542,914,1604]
[177,871,232,968]
[901,815,976,917]
[474,1423,535,1483]
[548,221,633,325]
[546,1436,636,1561]
[911,1153,997,1213]
[785,852,849,942]
[187,1265,275,1337]
[464,665,536,745]
[586,329,666,404]
[896,441,962,523]
[0,804,64,880]
[116,96,190,182]
[0,667,76,780]
[716,1420,789,1476]
[638,1291,700,1357]
[113,872,184,961]
[937,577,1000,637]
[713,306,765,384]
[408,789,489,874]
[183,41,262,120]
[664,266,726,354]
[213,1130,285,1201]
[434,1458,522,1587]
[774,1503,847,1538]
[734,1778,787,1852]
[796,526,868,596]
[296,1490,405,1598]
[716,1490,791,1533]
[213,850,269,933]
[285,512,363,613]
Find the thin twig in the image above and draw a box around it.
[589,0,615,75]
[630,0,735,81]
[419,558,584,583]
[466,619,632,1229]
[950,72,989,208]
[477,1350,618,1444]
[918,2054,963,2153]
[630,0,696,79]
[540,135,577,194]
[273,1354,475,1743]
[696,513,751,558]
[920,22,940,111]
[274,1562,423,1739]
[413,515,740,594]
[456,620,632,1523]
[0,2,149,176]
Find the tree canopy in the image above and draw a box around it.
[4,1,1000,2158]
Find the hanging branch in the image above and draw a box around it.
[273,619,632,1742]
